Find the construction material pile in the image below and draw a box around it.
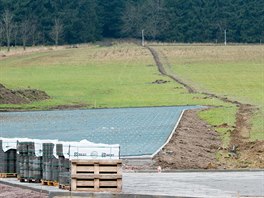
[0,137,119,186]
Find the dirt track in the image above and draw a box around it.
[147,46,264,169]
[147,46,195,93]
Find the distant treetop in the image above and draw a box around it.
[0,0,263,46]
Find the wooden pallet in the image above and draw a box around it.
[0,173,17,178]
[41,180,59,187]
[59,184,71,190]
[71,160,122,192]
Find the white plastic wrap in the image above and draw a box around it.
[0,137,120,159]
[0,137,58,156]
[59,140,120,160]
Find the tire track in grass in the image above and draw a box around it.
[146,45,263,168]
[147,46,196,93]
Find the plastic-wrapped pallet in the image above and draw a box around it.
[31,154,42,181]
[15,140,42,181]
[18,142,28,179]
[56,144,70,186]
[42,143,54,181]
[1,137,120,185]
[0,140,7,173]
[18,142,34,180]
[58,159,70,186]
[1,138,17,174]
[6,149,16,173]
[58,139,120,160]
[1,138,42,179]
[2,137,120,161]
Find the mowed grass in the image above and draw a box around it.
[154,45,264,141]
[0,43,227,111]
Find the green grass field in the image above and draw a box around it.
[154,45,264,141]
[0,43,262,144]
[0,43,227,109]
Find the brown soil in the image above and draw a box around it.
[152,107,264,170]
[0,83,50,104]
[0,183,48,198]
[154,109,222,169]
[152,79,170,84]
[218,104,264,169]
[50,104,88,110]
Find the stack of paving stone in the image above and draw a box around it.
[0,137,120,188]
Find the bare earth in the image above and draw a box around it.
[219,104,264,169]
[153,107,264,170]
[154,109,222,169]
[0,83,50,105]
[0,183,48,198]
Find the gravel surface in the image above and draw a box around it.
[0,183,48,198]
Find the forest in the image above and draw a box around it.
[0,0,263,47]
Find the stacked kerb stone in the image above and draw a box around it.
[0,140,7,173]
[57,144,70,186]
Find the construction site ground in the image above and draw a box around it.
[1,44,263,197]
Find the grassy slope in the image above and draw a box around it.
[2,43,261,145]
[155,45,264,141]
[0,43,227,111]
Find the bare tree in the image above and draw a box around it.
[142,0,168,40]
[122,0,168,40]
[50,18,63,47]
[2,10,13,52]
[20,19,31,50]
[0,21,3,50]
[37,31,45,46]
[31,19,38,46]
[13,22,19,47]
[121,2,143,38]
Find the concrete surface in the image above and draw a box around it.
[123,171,264,197]
[0,171,263,198]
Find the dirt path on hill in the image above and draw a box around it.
[147,46,264,169]
[147,46,196,93]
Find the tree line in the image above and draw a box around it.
[0,0,263,50]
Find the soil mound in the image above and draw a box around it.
[0,83,50,104]
[152,79,170,84]
[154,109,222,169]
